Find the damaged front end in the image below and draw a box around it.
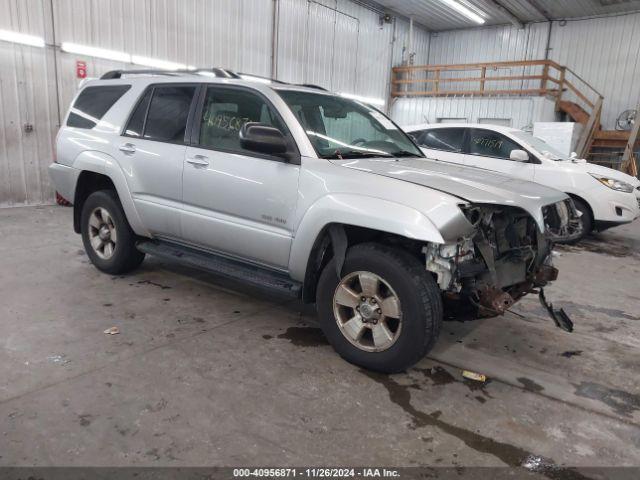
[424,199,581,329]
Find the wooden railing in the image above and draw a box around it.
[391,59,608,163]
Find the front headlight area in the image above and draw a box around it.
[424,204,558,316]
[589,173,635,193]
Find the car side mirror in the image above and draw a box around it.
[510,149,529,162]
[239,122,288,156]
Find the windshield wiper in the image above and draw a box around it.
[321,149,394,159]
[389,150,420,158]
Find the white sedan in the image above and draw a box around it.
[404,123,640,240]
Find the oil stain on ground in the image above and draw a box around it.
[517,377,545,393]
[573,381,640,418]
[361,370,593,480]
[276,327,328,347]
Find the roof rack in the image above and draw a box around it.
[100,67,242,80]
[99,68,330,92]
[297,84,328,91]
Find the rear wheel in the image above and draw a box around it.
[81,190,145,274]
[316,243,442,373]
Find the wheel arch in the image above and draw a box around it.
[71,151,149,236]
[299,222,441,304]
[565,192,594,224]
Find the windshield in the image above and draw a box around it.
[277,90,423,159]
[511,131,570,161]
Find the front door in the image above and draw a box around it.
[413,128,467,165]
[116,84,198,238]
[463,128,536,181]
[181,85,300,270]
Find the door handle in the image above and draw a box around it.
[186,155,210,167]
[119,143,136,154]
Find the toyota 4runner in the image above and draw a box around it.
[49,68,581,372]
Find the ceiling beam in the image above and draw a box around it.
[483,0,524,28]
[523,0,552,21]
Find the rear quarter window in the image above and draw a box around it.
[67,85,131,129]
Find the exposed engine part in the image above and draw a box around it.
[425,201,576,319]
[422,238,474,291]
[539,288,574,332]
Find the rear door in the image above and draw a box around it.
[463,128,536,180]
[117,84,199,239]
[412,128,467,165]
[181,85,300,270]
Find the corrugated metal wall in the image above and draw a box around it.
[548,13,640,129]
[0,0,59,206]
[391,12,640,131]
[392,96,556,129]
[0,0,430,206]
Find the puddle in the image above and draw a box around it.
[276,327,328,347]
[361,370,592,479]
[573,381,640,418]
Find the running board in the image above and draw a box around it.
[136,240,302,298]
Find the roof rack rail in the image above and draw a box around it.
[100,67,242,80]
[236,72,287,84]
[297,83,328,91]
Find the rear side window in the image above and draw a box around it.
[469,129,521,160]
[144,86,197,142]
[67,85,131,129]
[418,128,465,152]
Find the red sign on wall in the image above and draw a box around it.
[76,60,87,79]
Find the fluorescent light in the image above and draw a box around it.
[440,0,485,24]
[61,42,130,62]
[0,29,45,48]
[338,92,386,107]
[131,55,187,70]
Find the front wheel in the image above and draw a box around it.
[316,243,443,373]
[80,190,145,274]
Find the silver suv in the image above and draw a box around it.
[49,69,580,372]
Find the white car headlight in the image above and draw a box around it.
[589,173,635,193]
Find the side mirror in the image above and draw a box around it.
[510,149,529,162]
[239,122,288,156]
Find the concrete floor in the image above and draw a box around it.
[1,205,640,470]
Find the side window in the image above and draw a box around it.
[67,85,131,129]
[142,86,197,143]
[419,128,464,152]
[124,89,152,137]
[198,87,286,154]
[469,129,522,160]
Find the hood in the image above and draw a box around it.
[333,157,569,231]
[559,160,640,187]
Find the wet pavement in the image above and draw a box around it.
[1,206,639,471]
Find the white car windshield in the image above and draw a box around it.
[511,131,570,161]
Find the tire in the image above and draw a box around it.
[570,197,593,242]
[316,242,443,373]
[80,190,145,274]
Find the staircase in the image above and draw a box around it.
[558,97,638,175]
[391,59,639,176]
